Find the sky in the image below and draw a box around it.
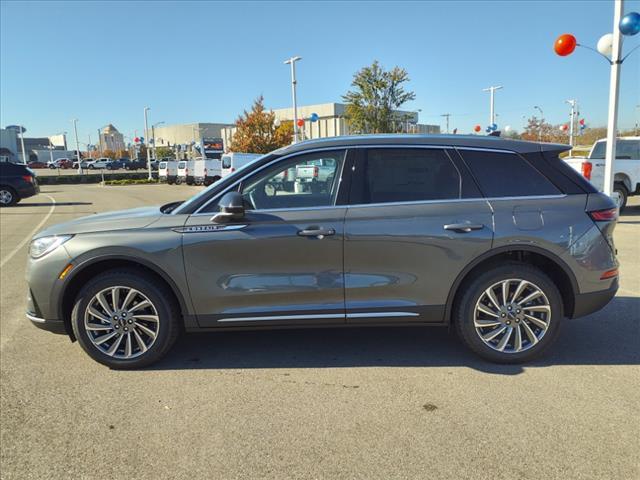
[1,0,639,145]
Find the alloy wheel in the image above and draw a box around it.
[84,286,160,359]
[473,278,551,354]
[0,189,13,205]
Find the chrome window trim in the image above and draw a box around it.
[191,143,563,216]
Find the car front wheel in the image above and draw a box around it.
[454,263,562,363]
[71,270,180,369]
[0,187,17,207]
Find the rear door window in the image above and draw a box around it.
[459,150,560,197]
[355,148,461,204]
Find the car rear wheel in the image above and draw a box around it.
[0,186,17,207]
[454,263,562,363]
[71,270,180,369]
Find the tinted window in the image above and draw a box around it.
[461,150,560,197]
[360,148,460,204]
[240,150,345,211]
[222,156,231,169]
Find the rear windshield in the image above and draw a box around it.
[178,161,186,169]
[159,162,167,169]
[222,155,231,169]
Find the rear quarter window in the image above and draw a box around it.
[459,150,560,197]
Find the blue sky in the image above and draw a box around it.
[1,0,639,144]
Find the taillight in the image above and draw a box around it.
[22,175,33,183]
[588,208,618,221]
[581,161,592,180]
[313,166,319,178]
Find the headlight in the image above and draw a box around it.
[29,235,73,259]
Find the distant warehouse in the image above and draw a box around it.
[221,102,440,149]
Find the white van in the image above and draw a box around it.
[158,160,178,184]
[221,152,262,178]
[193,158,223,186]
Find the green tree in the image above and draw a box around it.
[155,146,173,159]
[229,96,293,154]
[342,61,416,134]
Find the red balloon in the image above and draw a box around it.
[134,137,140,143]
[562,124,569,131]
[579,119,585,125]
[554,34,577,56]
[474,124,481,132]
[296,119,305,127]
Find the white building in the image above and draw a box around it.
[221,102,440,148]
[99,124,125,152]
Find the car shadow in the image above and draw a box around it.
[149,296,639,375]
[15,201,93,207]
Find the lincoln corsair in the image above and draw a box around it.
[26,135,619,368]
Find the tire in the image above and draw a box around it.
[49,165,56,170]
[453,263,562,364]
[175,178,182,185]
[89,165,95,170]
[614,183,628,213]
[71,269,181,369]
[0,186,18,207]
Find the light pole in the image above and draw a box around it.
[565,99,578,147]
[284,56,302,143]
[534,105,544,142]
[72,119,82,174]
[144,107,152,180]
[152,121,164,161]
[440,113,451,134]
[483,85,503,126]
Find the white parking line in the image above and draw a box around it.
[0,194,56,269]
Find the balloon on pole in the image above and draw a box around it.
[619,12,640,36]
[597,33,614,57]
[474,124,481,133]
[296,119,305,128]
[554,34,577,56]
[309,113,319,122]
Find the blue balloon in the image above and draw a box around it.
[490,123,498,131]
[310,113,319,122]
[485,127,492,133]
[619,12,640,36]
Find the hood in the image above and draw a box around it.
[35,206,164,238]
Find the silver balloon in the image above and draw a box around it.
[597,33,614,57]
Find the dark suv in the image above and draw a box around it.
[25,135,619,368]
[1,162,39,206]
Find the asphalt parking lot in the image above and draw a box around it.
[1,184,638,480]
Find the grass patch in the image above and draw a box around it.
[103,178,159,185]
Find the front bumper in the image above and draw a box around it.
[26,312,66,334]
[572,277,618,318]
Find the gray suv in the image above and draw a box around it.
[26,135,619,368]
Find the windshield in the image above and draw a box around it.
[173,153,271,214]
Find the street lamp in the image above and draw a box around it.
[554,3,639,196]
[534,105,544,142]
[482,85,503,127]
[144,107,152,180]
[152,121,165,161]
[284,56,302,143]
[71,119,82,174]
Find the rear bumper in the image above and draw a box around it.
[572,277,618,318]
[16,182,39,200]
[27,312,66,334]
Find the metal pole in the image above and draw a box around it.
[284,56,302,143]
[566,100,576,147]
[603,0,623,198]
[48,137,54,164]
[19,126,27,164]
[483,86,503,126]
[97,128,102,155]
[72,119,81,174]
[152,125,156,161]
[144,107,152,180]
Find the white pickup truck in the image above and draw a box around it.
[563,137,640,211]
[295,158,336,193]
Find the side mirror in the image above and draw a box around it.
[211,191,245,223]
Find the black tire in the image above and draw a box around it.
[614,183,628,213]
[0,186,18,207]
[89,165,95,170]
[454,263,562,364]
[49,165,56,169]
[71,269,181,369]
[175,178,182,185]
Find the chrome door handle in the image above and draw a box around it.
[443,223,484,233]
[298,227,335,239]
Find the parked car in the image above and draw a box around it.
[221,152,262,178]
[106,159,126,170]
[25,135,619,368]
[48,158,73,169]
[85,158,112,169]
[563,137,640,211]
[122,159,146,170]
[73,160,92,169]
[27,160,48,169]
[0,162,39,206]
[158,160,178,184]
